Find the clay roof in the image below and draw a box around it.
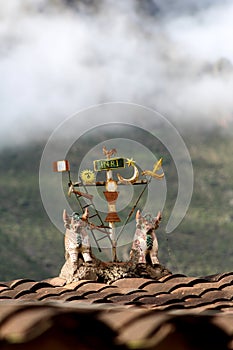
[0,272,233,349]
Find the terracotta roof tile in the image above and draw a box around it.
[204,271,233,282]
[0,283,9,292]
[0,286,11,295]
[0,302,121,349]
[16,293,38,301]
[182,297,210,309]
[71,282,110,295]
[110,278,152,289]
[0,286,10,294]
[212,313,233,335]
[84,289,122,301]
[136,293,181,306]
[154,302,186,311]
[63,279,107,291]
[221,285,233,295]
[114,286,143,294]
[29,281,54,292]
[200,289,232,301]
[107,294,137,305]
[0,300,232,349]
[7,278,38,289]
[170,285,210,299]
[210,301,233,312]
[120,290,148,300]
[43,294,88,302]
[0,289,23,299]
[99,307,148,330]
[191,281,223,291]
[141,281,180,294]
[158,273,187,281]
[10,281,42,291]
[0,272,232,312]
[35,289,63,301]
[45,277,66,287]
[160,274,212,287]
[0,271,233,348]
[114,311,172,344]
[57,291,89,302]
[0,305,56,338]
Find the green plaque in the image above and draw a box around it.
[94,157,125,171]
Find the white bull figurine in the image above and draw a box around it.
[63,208,92,266]
[130,209,162,265]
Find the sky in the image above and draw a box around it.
[1,0,233,147]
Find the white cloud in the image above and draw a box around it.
[0,0,233,147]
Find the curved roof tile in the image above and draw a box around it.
[0,271,233,349]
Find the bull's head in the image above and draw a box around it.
[63,208,89,232]
[136,210,162,233]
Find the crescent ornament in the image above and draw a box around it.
[117,158,139,184]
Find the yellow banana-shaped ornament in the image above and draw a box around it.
[141,158,164,179]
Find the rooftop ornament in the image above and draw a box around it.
[53,146,171,284]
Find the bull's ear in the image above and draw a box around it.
[136,210,141,220]
[63,209,69,223]
[155,211,162,223]
[82,207,89,221]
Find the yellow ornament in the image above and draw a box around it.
[117,158,139,184]
[141,158,164,179]
[81,169,96,184]
[126,158,135,167]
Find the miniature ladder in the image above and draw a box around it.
[73,177,112,252]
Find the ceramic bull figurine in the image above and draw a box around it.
[130,209,162,265]
[63,208,92,266]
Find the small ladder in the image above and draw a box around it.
[72,177,113,252]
